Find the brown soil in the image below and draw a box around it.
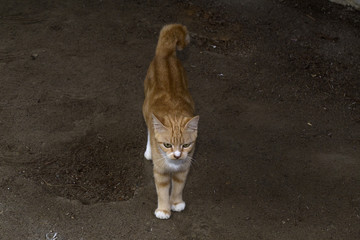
[1,0,359,239]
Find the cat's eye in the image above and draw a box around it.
[163,143,172,148]
[182,143,191,148]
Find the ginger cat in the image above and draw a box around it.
[142,24,199,219]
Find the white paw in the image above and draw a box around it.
[144,149,151,160]
[154,209,171,219]
[171,202,186,212]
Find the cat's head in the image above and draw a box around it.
[152,114,199,162]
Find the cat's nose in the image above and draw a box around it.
[174,151,181,159]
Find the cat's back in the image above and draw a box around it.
[143,24,194,119]
[146,55,187,96]
[144,55,194,116]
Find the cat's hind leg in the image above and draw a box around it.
[144,129,152,160]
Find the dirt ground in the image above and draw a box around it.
[1,0,360,239]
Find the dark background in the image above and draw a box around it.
[0,0,359,239]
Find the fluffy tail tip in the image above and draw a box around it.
[156,24,190,55]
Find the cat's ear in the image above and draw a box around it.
[152,114,167,132]
[185,116,199,131]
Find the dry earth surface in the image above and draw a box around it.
[0,0,360,239]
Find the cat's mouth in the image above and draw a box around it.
[165,158,188,171]
[167,158,186,165]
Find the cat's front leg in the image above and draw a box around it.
[170,169,189,212]
[154,170,171,219]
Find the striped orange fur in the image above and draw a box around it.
[142,24,199,220]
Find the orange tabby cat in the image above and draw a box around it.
[142,24,199,219]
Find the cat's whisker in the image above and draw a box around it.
[187,156,199,170]
[153,156,167,165]
[191,161,199,168]
[188,156,198,164]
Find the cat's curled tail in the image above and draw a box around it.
[155,24,190,57]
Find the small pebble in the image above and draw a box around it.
[31,53,39,60]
